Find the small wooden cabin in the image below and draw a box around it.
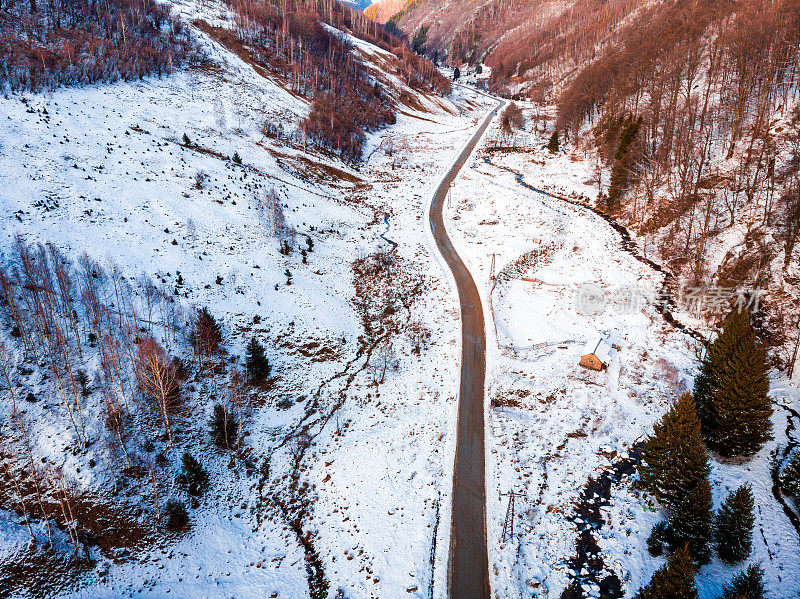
[579,338,612,371]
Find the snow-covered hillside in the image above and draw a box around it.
[337,0,377,12]
[445,105,800,598]
[0,2,497,596]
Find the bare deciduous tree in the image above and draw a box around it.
[136,336,181,448]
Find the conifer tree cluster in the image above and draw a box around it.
[640,394,714,564]
[693,309,772,457]
[605,114,641,214]
[640,389,758,571]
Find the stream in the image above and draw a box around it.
[379,214,398,250]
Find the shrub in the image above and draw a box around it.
[779,450,800,501]
[164,499,189,530]
[181,452,208,496]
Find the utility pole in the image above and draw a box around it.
[500,490,524,543]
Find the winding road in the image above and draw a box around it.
[429,100,502,599]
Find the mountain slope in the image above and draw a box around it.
[376,0,800,365]
[0,0,499,596]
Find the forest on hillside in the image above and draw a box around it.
[550,1,799,311]
[227,0,449,160]
[0,0,194,90]
[0,0,449,161]
[388,0,800,367]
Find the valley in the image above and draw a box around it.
[0,0,799,598]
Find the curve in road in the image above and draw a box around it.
[429,100,502,599]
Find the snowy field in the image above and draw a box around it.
[445,108,800,598]
[0,2,496,596]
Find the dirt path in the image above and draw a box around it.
[429,101,502,599]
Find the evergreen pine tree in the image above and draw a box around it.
[181,451,208,496]
[606,115,641,213]
[614,115,641,161]
[633,544,698,599]
[647,521,669,556]
[693,308,753,435]
[666,478,713,565]
[245,336,271,383]
[720,564,766,599]
[193,307,223,357]
[547,131,559,153]
[698,309,772,457]
[692,361,716,438]
[209,403,237,449]
[411,25,428,54]
[605,163,625,213]
[638,393,710,508]
[715,484,755,564]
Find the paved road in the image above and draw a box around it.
[429,101,501,599]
